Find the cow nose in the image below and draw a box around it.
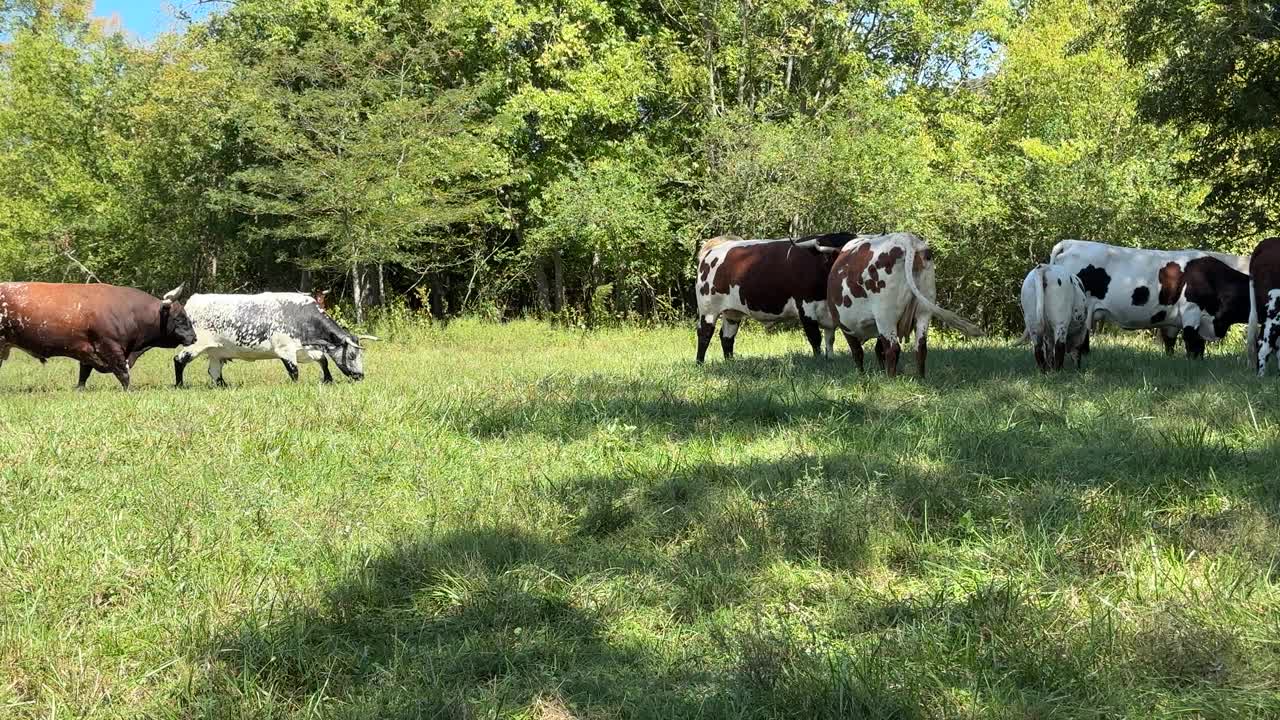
[352,372,365,381]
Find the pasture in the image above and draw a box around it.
[1,319,1278,719]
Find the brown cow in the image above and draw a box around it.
[0,282,196,390]
[695,232,857,363]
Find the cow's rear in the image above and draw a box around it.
[826,233,982,377]
[1020,264,1089,371]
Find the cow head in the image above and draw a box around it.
[160,285,197,346]
[326,333,378,380]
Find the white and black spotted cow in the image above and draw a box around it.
[173,292,376,387]
[1049,240,1251,358]
[825,232,984,377]
[1245,237,1280,375]
[694,232,859,363]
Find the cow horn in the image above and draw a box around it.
[357,334,380,341]
[162,284,184,305]
[791,236,841,254]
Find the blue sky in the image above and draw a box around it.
[92,0,213,40]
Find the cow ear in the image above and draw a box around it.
[162,284,184,305]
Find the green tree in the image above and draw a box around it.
[214,26,507,321]
[1120,0,1280,236]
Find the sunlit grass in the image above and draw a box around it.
[1,319,1277,718]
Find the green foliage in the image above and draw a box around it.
[528,143,685,315]
[214,26,508,279]
[0,0,1252,330]
[1120,0,1280,237]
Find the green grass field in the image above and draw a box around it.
[1,319,1278,719]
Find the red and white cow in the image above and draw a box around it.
[1049,239,1250,358]
[1245,237,1280,375]
[1020,264,1090,371]
[824,232,983,377]
[695,233,858,363]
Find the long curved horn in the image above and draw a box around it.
[357,334,379,341]
[161,284,184,305]
[792,237,840,254]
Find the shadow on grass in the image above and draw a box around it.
[185,338,1280,718]
[185,521,935,718]
[187,448,1280,718]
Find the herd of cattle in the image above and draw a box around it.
[2,232,1280,390]
[695,232,1280,376]
[0,284,374,389]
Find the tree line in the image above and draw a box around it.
[1,0,1274,331]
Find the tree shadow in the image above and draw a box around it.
[183,339,1280,717]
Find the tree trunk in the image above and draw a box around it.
[429,275,449,319]
[702,0,719,118]
[352,262,364,324]
[376,263,386,306]
[533,257,551,315]
[300,268,311,292]
[552,250,566,312]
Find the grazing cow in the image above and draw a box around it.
[1020,264,1089,371]
[1245,237,1280,375]
[1049,239,1250,358]
[0,282,195,390]
[695,232,857,363]
[825,232,983,377]
[174,292,376,387]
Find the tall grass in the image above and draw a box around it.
[0,319,1277,718]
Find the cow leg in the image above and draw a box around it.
[720,319,739,359]
[823,326,835,358]
[281,359,300,382]
[76,362,93,391]
[1160,326,1178,355]
[883,339,901,378]
[319,357,334,383]
[874,337,888,370]
[799,314,822,357]
[1079,332,1091,356]
[1259,305,1280,377]
[843,332,865,372]
[914,315,929,378]
[1182,326,1206,359]
[1053,339,1067,371]
[207,357,228,388]
[1033,340,1048,372]
[696,315,717,364]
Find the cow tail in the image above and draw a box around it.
[902,238,985,337]
[1247,277,1259,369]
[1036,264,1048,349]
